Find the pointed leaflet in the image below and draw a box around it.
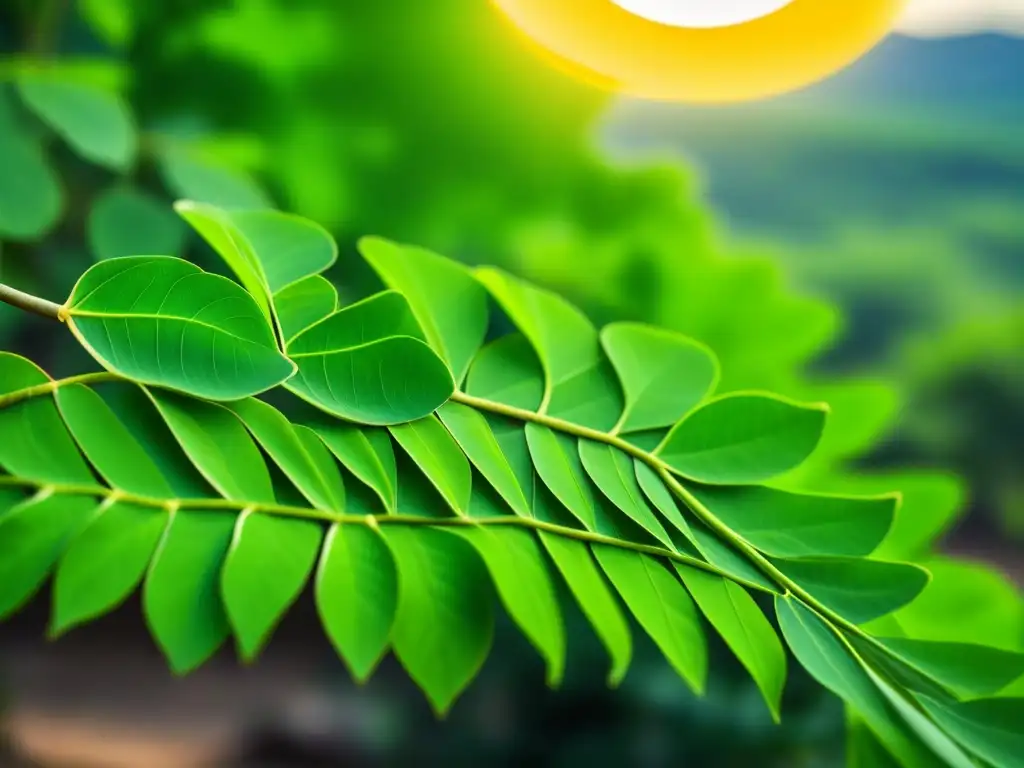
[918,695,1024,768]
[537,532,632,686]
[657,393,827,484]
[360,237,488,385]
[382,526,494,715]
[686,484,897,558]
[390,416,472,517]
[144,509,236,674]
[221,511,324,660]
[0,354,95,485]
[312,422,397,512]
[316,524,397,682]
[88,187,187,261]
[776,597,947,768]
[465,335,544,410]
[452,527,566,686]
[875,638,1024,699]
[176,202,337,316]
[228,398,345,513]
[578,440,673,549]
[437,402,531,517]
[17,72,136,170]
[56,384,174,498]
[285,292,453,425]
[594,547,707,694]
[601,323,719,434]
[475,268,620,427]
[53,503,168,634]
[775,557,930,625]
[64,256,294,401]
[0,494,98,619]
[676,565,786,722]
[526,423,597,530]
[274,275,337,342]
[148,389,275,504]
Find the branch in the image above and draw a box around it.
[0,284,64,321]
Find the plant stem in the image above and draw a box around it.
[0,284,63,321]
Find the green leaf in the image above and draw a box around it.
[437,401,531,517]
[88,187,187,261]
[919,695,1024,768]
[64,256,295,401]
[144,509,236,673]
[389,416,472,517]
[361,237,488,385]
[316,523,397,682]
[148,390,274,504]
[776,596,946,768]
[465,335,544,410]
[78,0,134,46]
[228,398,345,513]
[537,532,632,686]
[526,424,596,530]
[17,72,136,170]
[775,557,930,625]
[285,292,454,425]
[0,494,98,618]
[686,484,897,558]
[311,422,397,513]
[0,88,61,240]
[52,502,168,634]
[157,145,271,210]
[657,394,827,484]
[676,565,786,721]
[0,354,96,485]
[56,384,174,498]
[382,526,494,715]
[452,527,566,686]
[221,511,323,660]
[578,440,673,549]
[601,322,719,434]
[274,275,337,342]
[594,546,707,694]
[876,638,1024,698]
[176,203,337,313]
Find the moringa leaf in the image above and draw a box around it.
[676,565,786,722]
[775,557,930,625]
[361,237,488,385]
[274,275,337,342]
[64,256,295,400]
[601,322,719,434]
[918,695,1024,768]
[144,509,236,674]
[17,72,136,170]
[228,398,345,513]
[221,511,323,660]
[390,416,472,517]
[88,187,187,261]
[148,390,275,504]
[157,146,270,210]
[876,638,1024,699]
[438,401,531,517]
[311,422,397,513]
[382,526,494,715]
[686,484,897,558]
[657,393,827,484]
[465,335,544,410]
[0,94,62,239]
[452,526,566,686]
[285,292,454,424]
[526,423,597,531]
[52,502,168,635]
[595,546,707,694]
[316,523,397,682]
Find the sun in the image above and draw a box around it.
[492,0,907,102]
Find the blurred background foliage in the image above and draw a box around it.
[0,1,1021,766]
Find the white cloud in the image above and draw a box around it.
[897,0,1024,36]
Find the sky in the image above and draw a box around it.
[897,0,1024,35]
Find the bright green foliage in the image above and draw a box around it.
[88,187,187,261]
[274,276,338,342]
[16,71,136,171]
[0,87,62,240]
[0,205,1020,765]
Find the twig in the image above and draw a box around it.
[0,284,63,321]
